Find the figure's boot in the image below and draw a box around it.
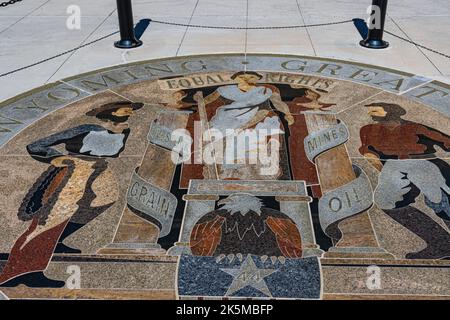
[0,271,65,288]
[54,202,114,254]
[54,242,82,254]
[54,222,84,254]
[0,218,69,286]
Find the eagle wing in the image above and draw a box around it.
[266,216,302,258]
[190,215,226,256]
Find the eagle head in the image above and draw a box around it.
[217,193,263,216]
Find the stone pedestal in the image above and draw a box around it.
[99,112,189,256]
[168,180,323,257]
[168,194,219,256]
[276,196,324,257]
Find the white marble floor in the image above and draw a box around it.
[0,0,449,102]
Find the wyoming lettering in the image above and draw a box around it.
[176,304,274,318]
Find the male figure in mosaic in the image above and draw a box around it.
[359,103,450,259]
[0,102,143,287]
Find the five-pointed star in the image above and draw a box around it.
[220,255,278,297]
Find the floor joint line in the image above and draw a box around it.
[296,0,317,56]
[244,0,249,72]
[388,15,443,77]
[176,0,200,57]
[0,0,52,35]
[45,8,117,84]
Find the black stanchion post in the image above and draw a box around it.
[360,0,389,49]
[115,0,143,49]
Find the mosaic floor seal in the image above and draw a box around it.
[0,54,449,300]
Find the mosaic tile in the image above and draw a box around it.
[0,54,448,299]
[178,254,321,299]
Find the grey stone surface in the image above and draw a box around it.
[323,264,450,296]
[220,255,278,297]
[1,54,450,153]
[189,179,308,196]
[0,45,448,299]
[1,0,450,103]
[279,200,317,249]
[1,54,449,153]
[404,82,450,117]
[147,121,180,151]
[80,131,125,156]
[45,261,176,290]
[318,166,374,236]
[178,254,322,299]
[127,171,178,238]
[304,121,349,162]
[374,160,450,210]
[175,198,217,246]
[61,55,435,94]
[0,82,90,147]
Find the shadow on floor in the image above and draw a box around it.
[353,18,368,40]
[135,19,151,40]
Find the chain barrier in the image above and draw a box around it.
[0,0,22,8]
[0,31,119,78]
[0,19,354,79]
[384,30,450,59]
[0,18,449,79]
[148,18,354,30]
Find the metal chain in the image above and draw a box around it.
[146,19,450,59]
[0,19,354,79]
[0,0,22,8]
[385,30,450,59]
[1,18,450,79]
[0,31,119,78]
[149,18,354,30]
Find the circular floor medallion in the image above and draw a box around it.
[0,54,449,300]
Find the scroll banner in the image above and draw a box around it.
[147,121,178,151]
[158,73,337,92]
[127,171,178,238]
[304,122,349,163]
[318,165,374,236]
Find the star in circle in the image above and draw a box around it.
[220,255,278,297]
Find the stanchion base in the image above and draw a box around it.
[360,39,389,49]
[114,39,143,49]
